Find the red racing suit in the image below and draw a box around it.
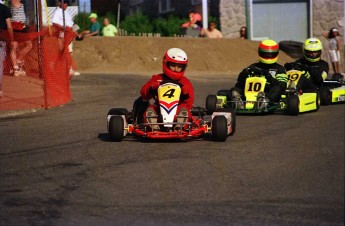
[140,73,194,116]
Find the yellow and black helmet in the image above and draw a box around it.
[258,39,279,64]
[303,38,322,62]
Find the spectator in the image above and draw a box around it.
[231,40,288,109]
[1,0,15,97]
[77,13,100,39]
[240,26,247,39]
[181,8,202,29]
[200,21,223,38]
[10,0,32,77]
[323,27,342,74]
[52,0,74,46]
[51,0,78,78]
[102,18,117,37]
[181,8,202,37]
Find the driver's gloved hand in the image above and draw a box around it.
[265,73,275,84]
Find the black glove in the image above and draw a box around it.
[285,62,309,72]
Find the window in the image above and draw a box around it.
[250,0,310,42]
[191,0,201,5]
[129,0,144,15]
[129,0,144,6]
[159,0,175,13]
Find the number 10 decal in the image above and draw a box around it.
[247,82,262,92]
[244,77,266,93]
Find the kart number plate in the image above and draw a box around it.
[337,96,345,101]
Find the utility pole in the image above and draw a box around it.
[117,0,121,29]
[202,0,208,29]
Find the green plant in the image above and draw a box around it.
[120,12,153,35]
[152,15,185,37]
[73,12,90,31]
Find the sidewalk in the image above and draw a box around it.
[0,75,45,111]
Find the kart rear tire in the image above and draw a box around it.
[279,40,304,58]
[319,86,331,106]
[286,95,299,115]
[109,116,125,142]
[212,115,228,142]
[206,95,217,115]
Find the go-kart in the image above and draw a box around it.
[206,67,320,116]
[319,73,345,105]
[107,81,235,142]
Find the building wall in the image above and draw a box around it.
[313,0,344,70]
[219,0,344,72]
[218,0,246,39]
[220,0,344,40]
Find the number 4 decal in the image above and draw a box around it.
[163,89,175,98]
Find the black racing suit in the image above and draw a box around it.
[285,58,329,92]
[234,62,288,102]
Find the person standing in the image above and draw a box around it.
[323,27,342,74]
[78,13,100,38]
[181,8,202,37]
[240,26,247,39]
[10,0,33,76]
[102,18,117,37]
[51,0,77,78]
[0,0,15,97]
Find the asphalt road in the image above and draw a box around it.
[0,73,344,226]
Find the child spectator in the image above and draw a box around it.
[323,27,342,74]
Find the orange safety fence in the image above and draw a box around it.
[0,26,76,111]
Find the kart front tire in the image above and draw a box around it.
[212,115,228,142]
[286,95,299,115]
[319,87,331,106]
[206,95,217,115]
[109,116,125,142]
[216,108,236,135]
[107,108,129,118]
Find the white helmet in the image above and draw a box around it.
[162,48,188,80]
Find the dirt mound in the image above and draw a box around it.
[73,37,294,76]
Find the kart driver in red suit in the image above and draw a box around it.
[140,48,194,129]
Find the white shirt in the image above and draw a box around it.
[51,7,73,27]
